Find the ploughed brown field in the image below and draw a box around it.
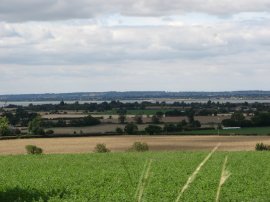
[1,135,270,155]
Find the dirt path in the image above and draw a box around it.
[0,135,269,155]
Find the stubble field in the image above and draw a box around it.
[0,135,270,155]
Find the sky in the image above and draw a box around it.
[1,0,270,94]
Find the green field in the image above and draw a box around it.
[180,127,270,135]
[0,151,270,201]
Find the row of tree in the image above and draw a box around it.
[5,100,270,115]
[116,120,201,135]
[222,112,270,127]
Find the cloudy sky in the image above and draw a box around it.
[1,0,270,94]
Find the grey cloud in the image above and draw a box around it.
[1,20,270,65]
[1,0,270,22]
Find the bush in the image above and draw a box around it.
[94,144,110,153]
[129,142,149,152]
[255,143,270,151]
[25,145,43,154]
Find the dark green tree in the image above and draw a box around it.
[145,125,162,135]
[151,115,161,124]
[134,115,143,124]
[124,123,138,135]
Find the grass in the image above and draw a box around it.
[0,151,270,201]
[180,127,270,135]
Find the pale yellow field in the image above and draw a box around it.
[0,135,269,155]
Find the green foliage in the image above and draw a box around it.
[94,144,110,153]
[134,115,143,124]
[115,127,124,134]
[0,117,10,136]
[1,152,270,201]
[252,112,270,127]
[118,114,126,124]
[124,123,138,135]
[163,123,178,132]
[28,117,45,135]
[145,125,162,135]
[25,145,43,154]
[255,143,270,151]
[129,142,149,152]
[3,108,38,127]
[69,115,100,127]
[151,115,161,124]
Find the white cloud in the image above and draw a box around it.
[1,0,270,21]
[1,1,270,93]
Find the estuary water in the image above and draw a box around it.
[1,99,270,107]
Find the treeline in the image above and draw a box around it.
[5,100,270,115]
[222,112,270,127]
[2,108,38,127]
[41,115,100,128]
[116,120,202,135]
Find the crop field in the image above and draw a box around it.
[1,136,270,155]
[0,151,269,201]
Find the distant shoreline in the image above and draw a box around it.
[2,98,270,107]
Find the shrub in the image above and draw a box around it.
[25,145,43,154]
[255,143,270,151]
[129,142,149,152]
[94,144,110,153]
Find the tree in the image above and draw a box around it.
[192,120,201,128]
[115,127,124,134]
[118,114,126,124]
[151,115,161,124]
[163,123,178,132]
[134,115,143,124]
[231,112,245,122]
[124,123,138,135]
[155,111,164,118]
[28,116,45,135]
[0,117,10,136]
[145,125,162,135]
[187,110,195,124]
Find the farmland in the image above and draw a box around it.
[1,135,270,155]
[0,151,270,201]
[179,127,270,135]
